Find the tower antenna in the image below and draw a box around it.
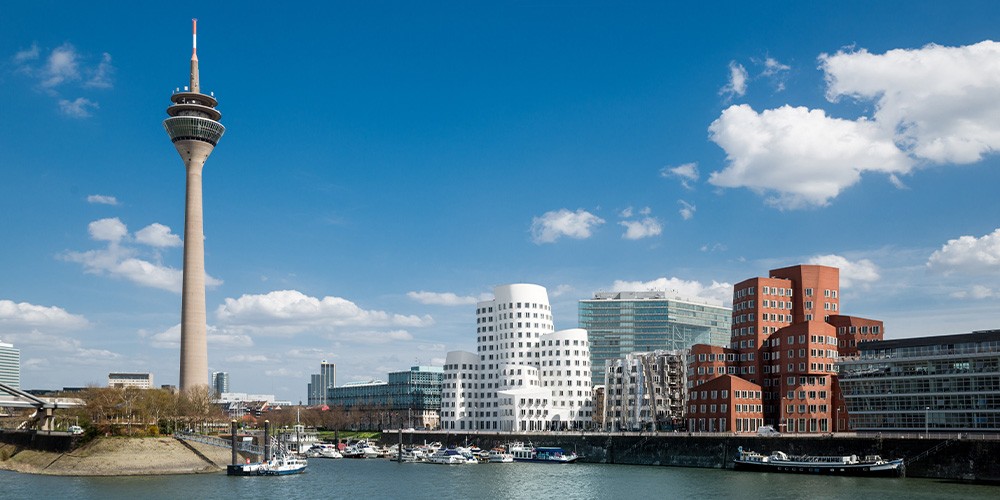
[190,18,200,94]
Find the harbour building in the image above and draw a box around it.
[327,366,443,429]
[686,264,884,434]
[837,329,1000,432]
[603,349,687,431]
[580,291,731,387]
[441,284,593,432]
[0,340,20,389]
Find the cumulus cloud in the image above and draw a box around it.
[609,277,732,306]
[807,254,880,288]
[708,104,912,209]
[661,162,699,190]
[135,223,182,248]
[62,218,221,293]
[215,290,433,336]
[58,97,98,118]
[720,61,748,98]
[711,41,1000,209]
[0,300,89,332]
[950,285,996,300]
[678,200,696,220]
[619,217,662,240]
[407,291,485,306]
[822,41,1000,164]
[927,228,1000,275]
[42,43,80,88]
[760,57,791,91]
[1,330,119,367]
[530,209,605,244]
[87,194,119,206]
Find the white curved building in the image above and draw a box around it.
[441,284,593,431]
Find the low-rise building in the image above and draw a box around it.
[837,329,1000,433]
[108,372,153,389]
[327,366,443,429]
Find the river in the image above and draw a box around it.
[1,458,996,499]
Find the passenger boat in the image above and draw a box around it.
[733,447,904,477]
[508,443,579,463]
[227,453,308,476]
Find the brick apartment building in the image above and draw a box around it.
[686,264,884,434]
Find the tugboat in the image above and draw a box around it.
[733,447,904,477]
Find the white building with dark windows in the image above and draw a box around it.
[0,340,20,389]
[108,372,154,389]
[441,284,593,431]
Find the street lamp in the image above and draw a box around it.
[925,406,930,437]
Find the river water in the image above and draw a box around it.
[2,458,996,499]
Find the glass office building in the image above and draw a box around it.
[0,341,20,389]
[838,329,1000,432]
[580,292,731,386]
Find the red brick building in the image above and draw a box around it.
[687,264,883,434]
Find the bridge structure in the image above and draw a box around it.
[0,383,85,431]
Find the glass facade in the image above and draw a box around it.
[580,292,731,386]
[327,366,442,412]
[838,330,1000,432]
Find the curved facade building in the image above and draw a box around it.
[442,284,593,431]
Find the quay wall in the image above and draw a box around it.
[0,430,78,453]
[390,432,1000,483]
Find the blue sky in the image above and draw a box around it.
[3,1,1000,402]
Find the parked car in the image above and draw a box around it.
[68,425,84,435]
[757,425,781,437]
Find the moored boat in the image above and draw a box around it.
[427,448,474,465]
[508,443,579,463]
[488,448,514,463]
[227,453,308,476]
[733,447,904,477]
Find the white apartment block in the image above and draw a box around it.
[441,284,593,431]
[108,372,154,389]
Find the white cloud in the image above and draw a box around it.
[87,194,119,206]
[0,300,89,332]
[950,285,996,300]
[678,200,696,221]
[135,223,182,248]
[550,284,575,297]
[407,291,485,306]
[927,228,1000,275]
[620,217,662,240]
[619,207,634,218]
[660,162,700,190]
[761,57,791,91]
[42,43,80,88]
[226,354,270,363]
[58,97,98,118]
[807,254,880,288]
[609,277,732,306]
[708,104,912,209]
[14,43,39,63]
[530,209,605,244]
[821,41,1000,164]
[720,61,748,98]
[85,52,113,89]
[63,218,221,293]
[216,290,433,336]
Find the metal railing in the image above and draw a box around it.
[174,431,262,454]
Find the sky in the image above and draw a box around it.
[3,1,1000,402]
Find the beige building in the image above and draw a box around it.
[108,372,154,389]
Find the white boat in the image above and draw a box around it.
[343,440,381,459]
[427,448,473,465]
[228,453,308,476]
[307,443,342,459]
[488,448,514,463]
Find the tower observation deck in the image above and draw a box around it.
[163,19,225,391]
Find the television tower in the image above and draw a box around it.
[163,19,225,391]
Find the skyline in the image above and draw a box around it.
[3,2,1000,402]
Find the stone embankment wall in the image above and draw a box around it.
[392,432,1000,482]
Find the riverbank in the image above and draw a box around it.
[0,436,247,476]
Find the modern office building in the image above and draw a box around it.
[603,349,687,431]
[442,284,593,431]
[326,366,443,429]
[837,329,1000,432]
[212,371,229,395]
[163,19,226,391]
[307,360,337,406]
[108,372,154,389]
[580,291,731,387]
[686,264,884,433]
[0,340,20,389]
